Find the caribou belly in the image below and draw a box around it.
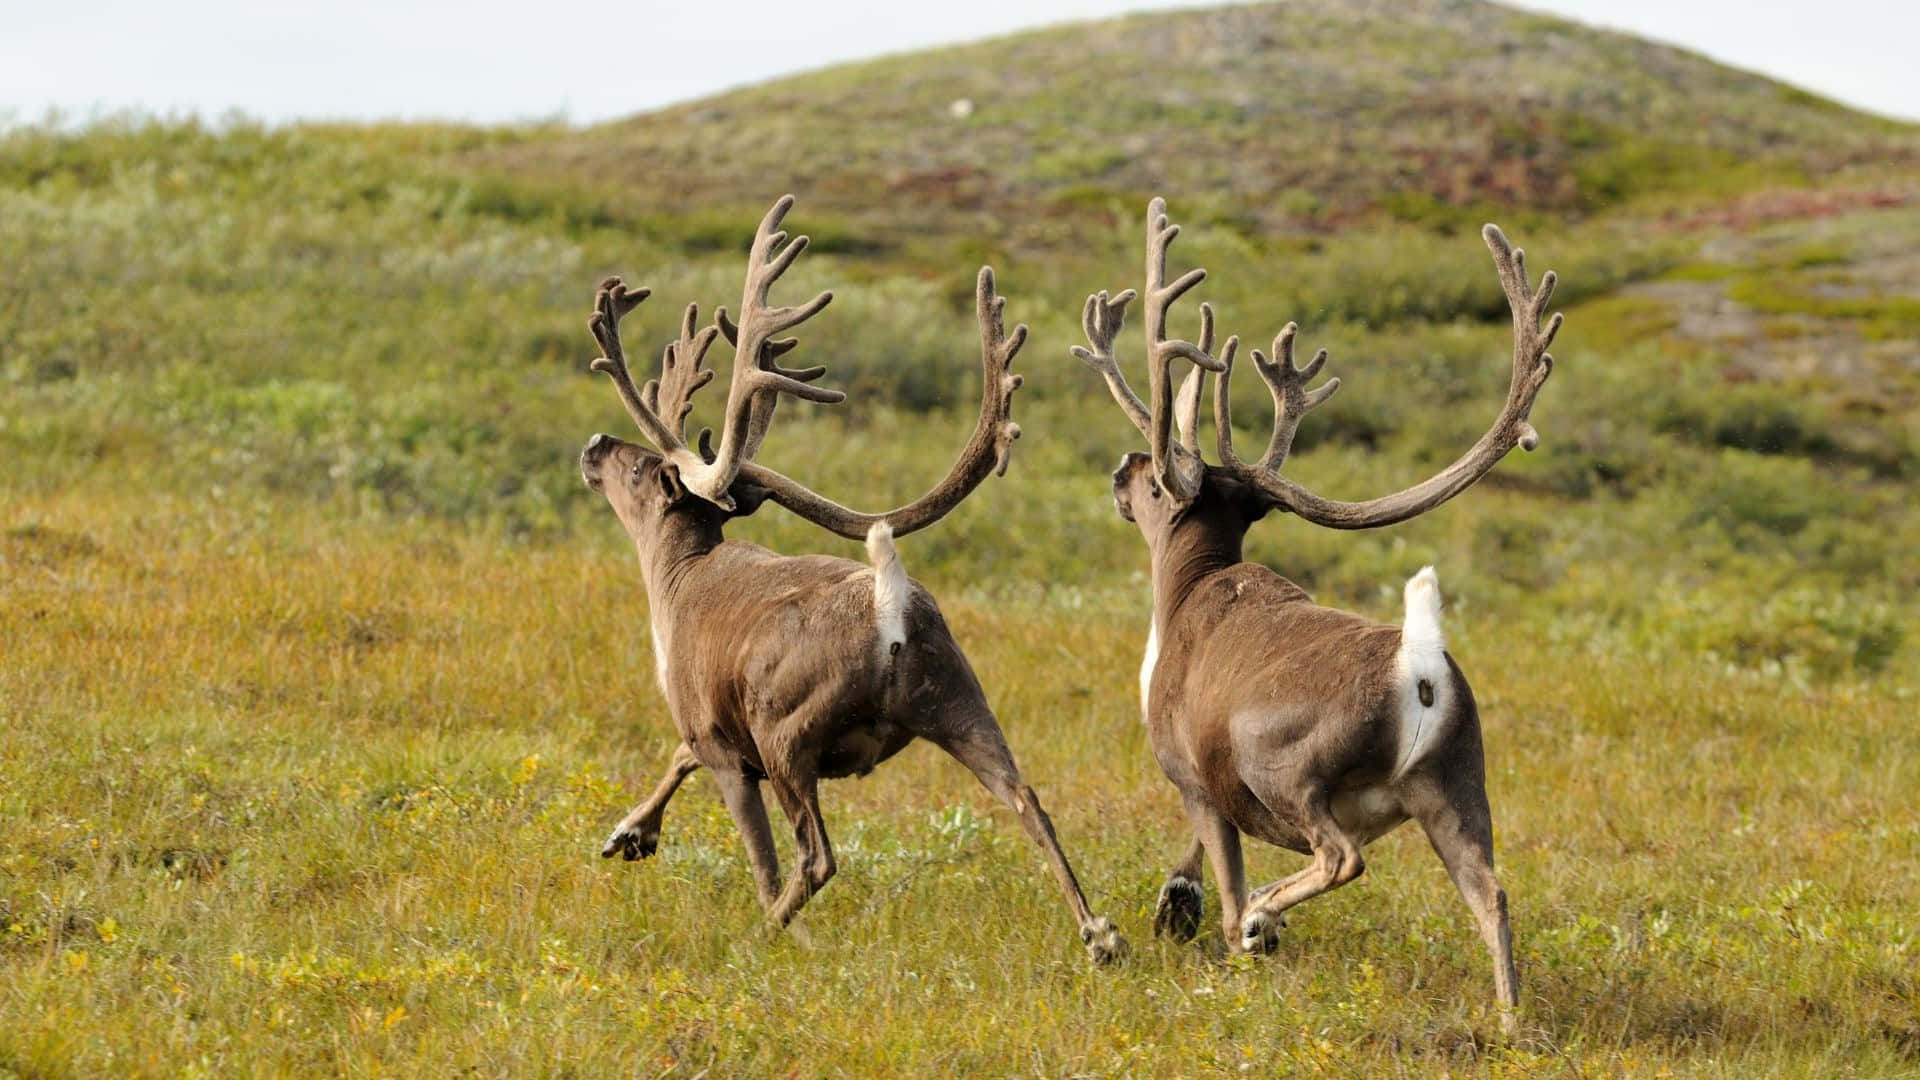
[1331,783,1409,845]
[818,720,910,779]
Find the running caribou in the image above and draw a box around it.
[1074,198,1560,1027]
[581,195,1124,963]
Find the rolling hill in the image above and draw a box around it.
[481,0,1917,235]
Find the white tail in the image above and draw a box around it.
[866,522,909,657]
[1392,566,1449,780]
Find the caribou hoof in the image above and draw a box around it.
[1081,917,1130,966]
[1154,875,1204,942]
[600,824,659,861]
[1240,909,1284,955]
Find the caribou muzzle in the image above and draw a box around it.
[580,432,622,490]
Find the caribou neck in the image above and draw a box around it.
[635,510,728,606]
[1148,507,1246,632]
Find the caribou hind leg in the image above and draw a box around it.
[1404,770,1519,1034]
[931,716,1127,964]
[602,741,702,860]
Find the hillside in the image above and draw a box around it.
[483,0,1917,235]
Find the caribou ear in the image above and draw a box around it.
[657,461,689,505]
[725,480,773,518]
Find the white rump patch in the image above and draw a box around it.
[1391,566,1450,780]
[866,522,909,658]
[1138,620,1159,724]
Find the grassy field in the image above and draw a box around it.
[1,485,1915,1076]
[5,0,1920,1074]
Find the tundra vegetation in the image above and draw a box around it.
[2,0,1918,1074]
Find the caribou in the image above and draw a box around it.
[1073,198,1560,1028]
[580,195,1124,963]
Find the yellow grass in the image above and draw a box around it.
[4,485,1915,1076]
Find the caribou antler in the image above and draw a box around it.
[1215,222,1558,528]
[591,195,1024,537]
[590,196,840,510]
[642,301,720,448]
[1080,196,1558,528]
[1213,321,1340,474]
[740,266,1026,539]
[1075,198,1234,503]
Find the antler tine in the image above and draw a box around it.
[1216,225,1561,529]
[975,265,1028,476]
[1252,322,1341,471]
[1144,198,1227,375]
[1174,332,1237,454]
[667,194,846,508]
[1141,198,1227,502]
[1174,368,1206,453]
[1482,224,1560,451]
[587,277,703,464]
[1072,288,1152,440]
[1213,342,1243,470]
[715,308,800,361]
[650,301,720,442]
[735,264,1027,538]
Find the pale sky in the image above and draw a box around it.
[2,0,1914,128]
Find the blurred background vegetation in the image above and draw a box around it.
[3,0,1917,1073]
[6,0,1914,677]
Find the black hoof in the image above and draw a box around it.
[601,828,659,861]
[1082,918,1129,965]
[1154,875,1204,942]
[1240,910,1283,955]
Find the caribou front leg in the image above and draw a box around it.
[1235,796,1365,955]
[602,741,702,860]
[1180,795,1250,951]
[712,766,784,911]
[1154,838,1206,942]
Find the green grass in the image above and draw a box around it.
[3,488,1916,1076]
[5,1,1920,1071]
